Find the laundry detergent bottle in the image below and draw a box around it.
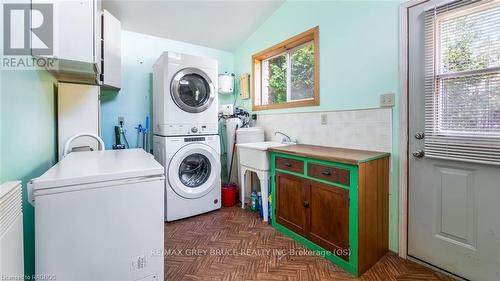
[268,194,272,224]
[250,190,257,212]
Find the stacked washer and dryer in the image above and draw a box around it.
[153,52,221,222]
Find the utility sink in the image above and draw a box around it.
[236,141,294,171]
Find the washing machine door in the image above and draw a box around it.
[170,67,215,113]
[168,143,220,199]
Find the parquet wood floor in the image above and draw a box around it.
[164,207,455,281]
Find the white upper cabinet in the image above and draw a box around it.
[101,9,121,89]
[31,0,100,83]
[55,0,99,65]
[31,0,121,89]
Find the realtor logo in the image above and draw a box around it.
[3,3,53,55]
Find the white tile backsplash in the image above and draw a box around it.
[256,108,392,153]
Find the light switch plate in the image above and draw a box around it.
[380,93,395,107]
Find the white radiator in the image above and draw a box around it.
[0,181,24,280]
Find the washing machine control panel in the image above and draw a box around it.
[184,137,205,142]
[183,136,217,143]
[191,126,198,133]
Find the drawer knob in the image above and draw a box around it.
[284,162,292,167]
[303,201,310,208]
[321,170,331,176]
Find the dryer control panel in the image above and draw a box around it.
[162,123,218,136]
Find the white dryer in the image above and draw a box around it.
[153,52,218,136]
[153,135,221,221]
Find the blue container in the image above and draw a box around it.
[250,190,257,212]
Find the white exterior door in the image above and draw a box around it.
[407,1,500,280]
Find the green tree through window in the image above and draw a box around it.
[252,26,319,110]
[265,43,314,104]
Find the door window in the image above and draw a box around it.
[178,153,212,188]
[424,1,500,165]
[178,74,211,108]
[171,67,214,113]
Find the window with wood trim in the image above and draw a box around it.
[252,26,319,111]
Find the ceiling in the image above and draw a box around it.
[102,0,284,52]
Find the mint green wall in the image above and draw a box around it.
[100,31,234,150]
[0,5,402,277]
[232,1,401,252]
[0,70,57,276]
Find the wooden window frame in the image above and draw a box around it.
[252,26,320,111]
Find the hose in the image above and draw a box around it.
[227,124,239,184]
[122,131,130,149]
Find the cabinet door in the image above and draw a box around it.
[57,83,100,160]
[57,0,95,63]
[307,180,350,261]
[275,172,307,236]
[31,0,95,64]
[102,9,122,89]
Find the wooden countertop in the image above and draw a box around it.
[268,144,389,165]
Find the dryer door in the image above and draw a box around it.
[168,143,220,199]
[170,67,215,113]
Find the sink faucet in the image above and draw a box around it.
[274,131,296,144]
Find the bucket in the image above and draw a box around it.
[221,183,238,207]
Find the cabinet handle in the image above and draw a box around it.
[284,162,292,167]
[321,170,331,176]
[303,201,310,208]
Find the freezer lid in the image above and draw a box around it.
[32,149,165,190]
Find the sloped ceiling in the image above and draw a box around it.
[102,0,284,51]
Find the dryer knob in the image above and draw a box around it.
[191,127,198,133]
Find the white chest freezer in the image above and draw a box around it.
[29,149,165,281]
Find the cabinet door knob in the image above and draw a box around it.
[321,170,331,176]
[284,162,292,167]
[303,201,310,208]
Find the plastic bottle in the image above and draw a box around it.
[257,192,263,218]
[250,190,257,212]
[268,194,272,224]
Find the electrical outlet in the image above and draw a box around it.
[321,114,328,125]
[220,104,234,116]
[380,93,395,107]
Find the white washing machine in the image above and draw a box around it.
[153,52,218,136]
[153,135,221,221]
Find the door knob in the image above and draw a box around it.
[414,132,425,139]
[303,201,310,208]
[412,150,425,158]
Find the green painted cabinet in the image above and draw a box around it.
[275,172,307,236]
[270,145,389,276]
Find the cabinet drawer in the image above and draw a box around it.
[276,157,304,174]
[308,163,350,186]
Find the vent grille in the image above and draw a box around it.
[0,182,22,237]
